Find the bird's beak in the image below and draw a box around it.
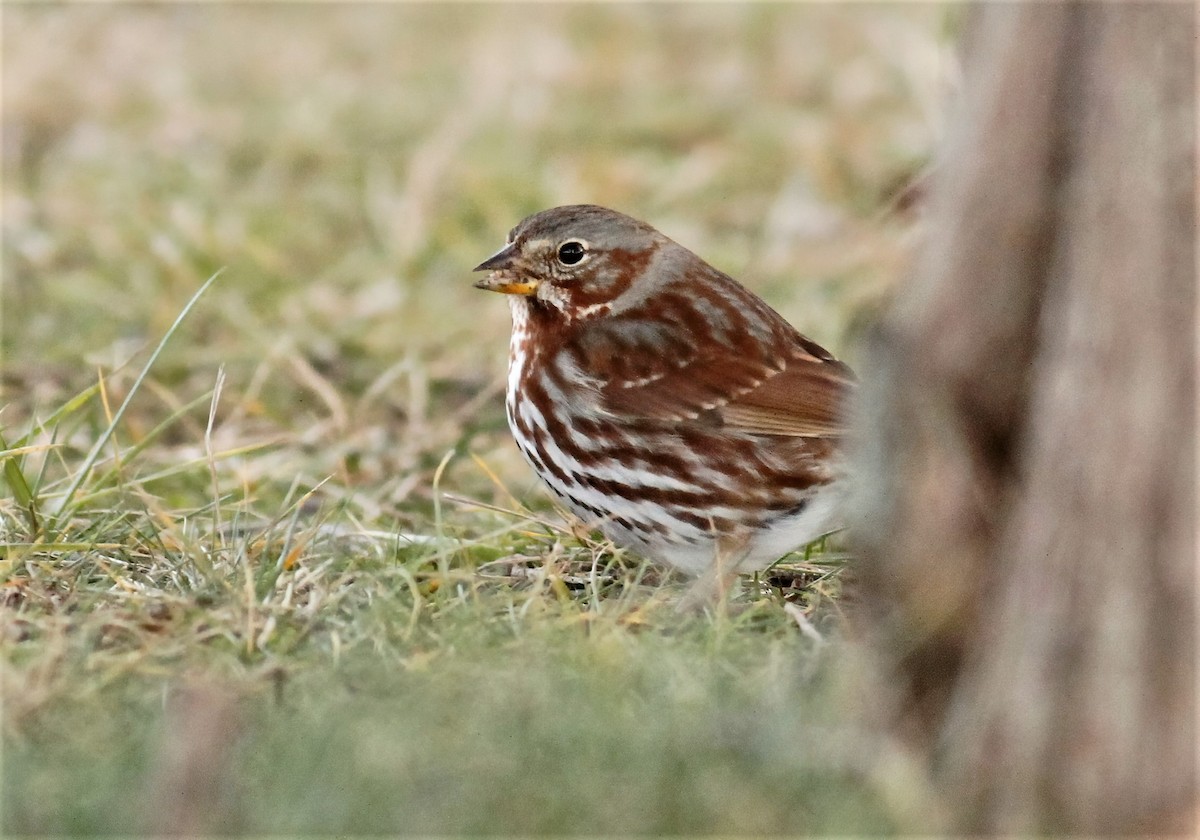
[474,242,518,272]
[472,243,538,296]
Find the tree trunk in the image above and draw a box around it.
[850,3,1196,834]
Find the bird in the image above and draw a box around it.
[474,204,855,585]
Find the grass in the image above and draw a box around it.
[2,3,951,834]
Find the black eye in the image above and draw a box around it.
[557,240,587,265]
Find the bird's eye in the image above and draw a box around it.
[557,240,587,265]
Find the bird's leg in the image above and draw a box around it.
[677,533,748,613]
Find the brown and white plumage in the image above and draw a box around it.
[475,204,854,576]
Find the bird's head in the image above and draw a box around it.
[473,204,672,320]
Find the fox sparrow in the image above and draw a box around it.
[474,205,855,578]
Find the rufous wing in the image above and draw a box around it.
[716,354,854,437]
[589,328,854,438]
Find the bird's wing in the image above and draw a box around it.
[569,310,855,438]
[715,354,854,437]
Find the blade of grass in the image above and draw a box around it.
[5,381,103,450]
[64,440,278,509]
[0,542,126,551]
[0,430,42,535]
[205,365,227,550]
[87,390,216,491]
[0,443,61,460]
[49,268,225,532]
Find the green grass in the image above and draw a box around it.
[2,3,949,834]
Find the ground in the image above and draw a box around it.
[1,4,950,832]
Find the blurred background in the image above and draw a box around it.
[3,2,951,520]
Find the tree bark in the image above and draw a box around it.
[851,3,1196,834]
